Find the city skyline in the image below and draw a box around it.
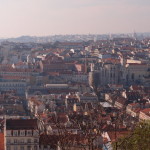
[0,0,150,38]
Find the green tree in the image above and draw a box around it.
[113,121,150,150]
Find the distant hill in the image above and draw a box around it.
[0,33,150,43]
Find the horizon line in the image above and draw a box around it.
[0,32,150,39]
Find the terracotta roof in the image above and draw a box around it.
[40,134,88,148]
[82,92,96,97]
[130,85,143,91]
[140,108,150,117]
[107,131,129,142]
[128,63,147,66]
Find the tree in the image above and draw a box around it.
[113,121,150,150]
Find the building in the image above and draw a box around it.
[0,79,27,95]
[28,97,45,115]
[124,63,149,84]
[4,119,39,150]
[89,63,122,87]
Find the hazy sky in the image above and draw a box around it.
[0,0,149,37]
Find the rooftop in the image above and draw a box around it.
[6,119,38,130]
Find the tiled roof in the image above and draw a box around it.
[128,63,147,66]
[6,119,38,130]
[107,131,129,142]
[40,134,88,148]
[140,108,150,116]
[130,85,143,91]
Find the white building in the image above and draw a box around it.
[4,119,39,150]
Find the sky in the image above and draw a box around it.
[0,0,149,37]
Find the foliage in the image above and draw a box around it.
[113,121,150,150]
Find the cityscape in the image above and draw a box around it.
[0,33,149,150]
[0,0,150,150]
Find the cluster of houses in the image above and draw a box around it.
[0,37,149,149]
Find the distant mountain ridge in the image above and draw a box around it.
[0,33,150,43]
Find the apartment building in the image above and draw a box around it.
[4,119,39,150]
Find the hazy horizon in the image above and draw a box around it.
[0,0,150,38]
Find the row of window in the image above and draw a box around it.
[0,88,24,91]
[7,138,38,144]
[7,145,38,150]
[0,72,30,75]
[0,84,25,87]
[7,130,39,136]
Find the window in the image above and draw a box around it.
[20,130,25,136]
[14,139,17,143]
[27,146,31,150]
[131,73,135,81]
[27,130,32,136]
[7,146,11,150]
[34,146,38,150]
[7,139,11,144]
[13,131,18,136]
[34,139,38,143]
[14,146,18,150]
[20,146,24,150]
[20,139,24,143]
[27,139,31,143]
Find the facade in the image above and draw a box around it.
[4,119,39,150]
[60,74,88,83]
[78,92,98,102]
[89,63,121,86]
[0,80,26,95]
[124,63,149,84]
[89,60,150,87]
